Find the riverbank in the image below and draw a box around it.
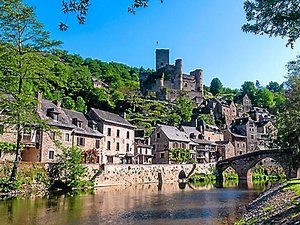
[236,179,300,224]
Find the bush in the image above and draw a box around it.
[50,147,93,189]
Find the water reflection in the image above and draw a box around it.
[0,182,269,225]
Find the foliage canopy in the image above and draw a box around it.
[242,0,300,48]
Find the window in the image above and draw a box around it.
[116,142,120,151]
[208,137,211,141]
[107,128,111,136]
[48,150,55,160]
[181,143,186,149]
[126,143,130,152]
[157,133,160,138]
[107,141,111,150]
[77,137,85,146]
[65,133,70,142]
[95,139,100,149]
[173,142,178,148]
[237,143,240,148]
[126,131,130,139]
[50,132,56,140]
[107,156,113,164]
[145,149,148,155]
[116,129,120,138]
[77,121,82,128]
[251,135,254,139]
[160,153,165,159]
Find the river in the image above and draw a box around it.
[0,181,270,225]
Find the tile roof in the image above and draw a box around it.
[159,125,191,142]
[180,125,201,137]
[38,100,74,129]
[63,109,104,138]
[90,108,135,128]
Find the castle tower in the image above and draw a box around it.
[174,59,183,90]
[192,69,204,97]
[156,49,169,71]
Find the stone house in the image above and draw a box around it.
[216,140,235,160]
[180,125,216,163]
[88,108,136,164]
[21,99,104,163]
[63,109,104,163]
[230,117,258,152]
[23,99,76,163]
[134,129,153,164]
[201,99,238,125]
[150,124,196,164]
[223,128,247,156]
[197,120,224,142]
[249,107,273,121]
[255,120,277,150]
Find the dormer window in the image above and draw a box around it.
[72,118,83,128]
[47,108,60,121]
[88,120,98,130]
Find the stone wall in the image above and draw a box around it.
[88,163,215,187]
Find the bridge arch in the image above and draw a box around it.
[246,156,289,180]
[216,149,298,182]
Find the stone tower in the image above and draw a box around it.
[174,59,183,90]
[156,49,169,71]
[191,69,204,97]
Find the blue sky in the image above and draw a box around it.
[27,0,299,88]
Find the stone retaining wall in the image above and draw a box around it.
[87,163,216,187]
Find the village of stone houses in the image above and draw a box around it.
[2,1,300,224]
[0,49,284,183]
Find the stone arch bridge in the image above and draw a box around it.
[216,149,299,182]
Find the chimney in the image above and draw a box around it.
[36,92,43,111]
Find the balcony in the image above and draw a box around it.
[21,134,37,148]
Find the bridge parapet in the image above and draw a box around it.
[216,149,298,182]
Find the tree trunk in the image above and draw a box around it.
[9,122,22,182]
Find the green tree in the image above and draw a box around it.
[175,96,193,122]
[50,147,91,189]
[0,0,59,182]
[75,96,87,113]
[210,78,223,96]
[169,148,191,163]
[277,56,300,154]
[255,88,274,108]
[267,81,283,93]
[241,81,257,101]
[198,114,215,125]
[242,0,300,48]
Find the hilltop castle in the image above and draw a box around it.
[140,49,204,104]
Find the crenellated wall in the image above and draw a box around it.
[88,163,216,187]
